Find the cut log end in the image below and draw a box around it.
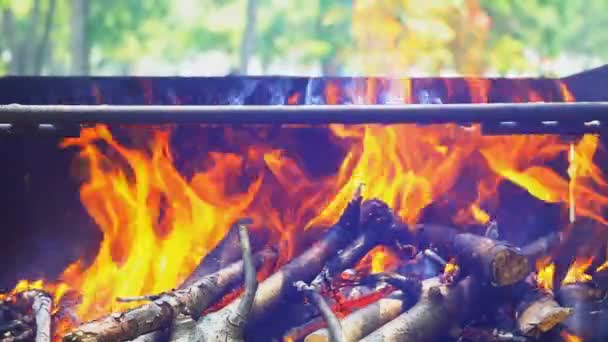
[491,249,530,287]
[517,296,573,337]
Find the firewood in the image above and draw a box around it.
[359,276,480,342]
[520,232,563,262]
[557,282,608,341]
[513,282,572,337]
[303,291,404,342]
[63,221,277,342]
[294,281,344,342]
[310,199,405,289]
[414,224,530,286]
[458,326,529,342]
[190,197,371,341]
[22,290,52,342]
[305,276,422,342]
[173,220,258,342]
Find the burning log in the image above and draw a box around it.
[22,290,52,342]
[557,282,608,341]
[310,198,405,289]
[513,282,572,337]
[174,219,259,342]
[63,220,277,342]
[359,276,480,342]
[191,197,372,340]
[520,232,563,263]
[304,287,419,342]
[294,281,344,342]
[458,326,528,342]
[305,272,421,342]
[414,224,530,286]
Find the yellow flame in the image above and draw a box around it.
[536,256,555,291]
[562,257,594,285]
[561,331,583,342]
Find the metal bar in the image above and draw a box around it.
[1,103,608,125]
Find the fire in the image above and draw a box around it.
[58,125,266,320]
[536,256,556,291]
[0,279,70,306]
[562,257,594,285]
[4,78,608,340]
[355,246,400,274]
[561,331,583,342]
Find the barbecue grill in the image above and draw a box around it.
[1,66,607,342]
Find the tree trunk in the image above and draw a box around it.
[33,0,57,75]
[70,0,89,75]
[1,8,18,75]
[239,0,258,74]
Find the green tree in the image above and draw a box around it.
[0,0,58,75]
[481,0,608,74]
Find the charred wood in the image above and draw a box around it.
[177,221,258,342]
[520,232,563,263]
[305,278,422,342]
[458,326,529,342]
[63,242,277,342]
[558,282,608,341]
[295,281,344,342]
[192,197,368,341]
[310,198,405,289]
[414,224,529,286]
[360,276,480,342]
[513,282,572,337]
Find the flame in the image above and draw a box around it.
[562,257,594,285]
[561,331,583,342]
[536,256,556,291]
[354,246,400,274]
[58,125,265,319]
[0,279,70,305]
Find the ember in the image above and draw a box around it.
[0,74,607,341]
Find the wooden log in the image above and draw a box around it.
[520,232,563,263]
[414,224,529,286]
[22,290,52,342]
[295,282,344,342]
[305,273,422,342]
[63,245,277,342]
[310,199,406,289]
[190,198,374,341]
[164,221,258,342]
[359,276,480,342]
[458,326,528,342]
[304,291,407,342]
[557,282,608,341]
[513,282,572,337]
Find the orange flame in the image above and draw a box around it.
[355,246,400,274]
[562,257,594,285]
[58,125,265,320]
[0,279,70,305]
[561,331,583,342]
[536,256,556,291]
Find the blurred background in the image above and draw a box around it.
[0,0,607,77]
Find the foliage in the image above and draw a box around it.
[0,0,607,76]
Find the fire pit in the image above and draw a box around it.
[0,70,607,342]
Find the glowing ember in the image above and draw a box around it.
[561,331,583,342]
[444,259,459,275]
[536,256,556,291]
[562,257,594,285]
